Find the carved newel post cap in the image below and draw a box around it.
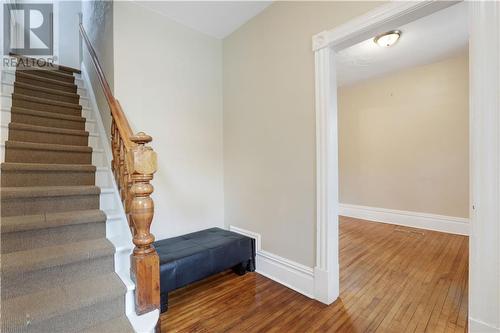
[130,132,152,145]
[127,132,157,176]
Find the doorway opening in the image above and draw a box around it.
[313,2,500,331]
[334,3,469,330]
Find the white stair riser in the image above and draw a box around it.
[2,71,15,84]
[85,121,97,133]
[1,83,13,94]
[106,215,121,239]
[92,149,107,167]
[0,109,11,124]
[80,98,90,108]
[78,88,87,97]
[88,134,100,149]
[76,77,84,88]
[100,190,116,211]
[1,125,8,142]
[1,95,11,108]
[96,168,113,188]
[125,284,135,315]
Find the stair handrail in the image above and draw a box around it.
[79,22,160,315]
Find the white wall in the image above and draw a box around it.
[57,1,81,69]
[113,1,224,241]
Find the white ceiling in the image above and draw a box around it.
[336,2,469,87]
[135,1,272,39]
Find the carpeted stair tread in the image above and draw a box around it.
[1,63,130,332]
[1,162,95,172]
[9,106,87,131]
[1,209,106,234]
[9,122,89,137]
[79,316,135,333]
[13,93,82,110]
[34,69,75,80]
[5,140,92,153]
[14,81,80,97]
[4,141,93,165]
[16,71,78,92]
[10,106,86,122]
[27,68,76,81]
[14,81,80,103]
[1,185,100,199]
[1,162,97,187]
[2,238,114,276]
[14,66,77,84]
[1,272,126,332]
[10,53,82,74]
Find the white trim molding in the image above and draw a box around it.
[469,1,500,330]
[312,1,457,51]
[313,2,500,324]
[339,204,469,236]
[314,45,339,305]
[312,0,460,307]
[470,318,500,333]
[229,226,315,298]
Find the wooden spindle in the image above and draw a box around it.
[128,132,160,315]
[111,120,116,172]
[119,142,126,200]
[113,134,120,181]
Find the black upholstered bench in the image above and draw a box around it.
[154,227,256,312]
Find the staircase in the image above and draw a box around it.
[0,62,135,332]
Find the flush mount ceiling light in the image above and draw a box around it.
[374,30,402,47]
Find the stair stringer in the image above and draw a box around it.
[79,61,159,333]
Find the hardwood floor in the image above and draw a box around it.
[160,217,469,332]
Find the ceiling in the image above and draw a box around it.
[136,1,272,39]
[336,2,469,87]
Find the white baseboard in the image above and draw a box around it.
[470,318,500,332]
[339,203,470,236]
[229,226,315,298]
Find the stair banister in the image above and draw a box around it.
[79,22,160,315]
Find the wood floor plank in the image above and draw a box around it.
[161,217,469,332]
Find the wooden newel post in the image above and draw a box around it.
[128,132,160,315]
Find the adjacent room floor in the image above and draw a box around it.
[160,217,469,332]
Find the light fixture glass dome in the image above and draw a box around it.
[374,30,402,47]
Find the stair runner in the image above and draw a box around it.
[1,63,134,332]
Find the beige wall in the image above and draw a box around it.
[339,53,469,218]
[113,2,224,241]
[223,1,384,267]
